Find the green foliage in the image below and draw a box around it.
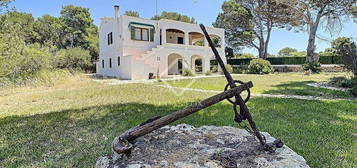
[214,0,302,58]
[151,11,196,23]
[247,59,273,74]
[278,47,298,57]
[224,64,233,73]
[333,37,357,76]
[52,48,92,71]
[21,44,51,74]
[0,11,37,44]
[211,65,218,73]
[124,11,140,17]
[351,6,357,22]
[193,40,204,46]
[329,76,357,88]
[33,15,64,47]
[350,85,357,96]
[0,5,98,81]
[0,0,12,13]
[235,53,255,59]
[302,62,321,73]
[318,48,338,57]
[0,20,26,79]
[182,68,194,76]
[60,5,93,47]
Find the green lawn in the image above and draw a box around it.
[163,72,354,98]
[0,73,356,168]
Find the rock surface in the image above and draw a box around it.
[96,124,309,168]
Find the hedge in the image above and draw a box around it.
[210,56,343,65]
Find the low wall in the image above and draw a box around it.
[232,64,345,73]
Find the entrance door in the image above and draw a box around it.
[177,37,184,44]
[178,59,183,74]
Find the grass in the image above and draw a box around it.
[163,72,354,98]
[0,73,356,167]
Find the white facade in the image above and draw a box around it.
[96,6,226,80]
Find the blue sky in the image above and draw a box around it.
[10,0,357,55]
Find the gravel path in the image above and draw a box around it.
[306,82,350,91]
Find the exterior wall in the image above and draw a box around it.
[96,12,226,80]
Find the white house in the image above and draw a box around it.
[96,6,226,80]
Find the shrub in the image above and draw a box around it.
[182,68,194,76]
[350,86,357,96]
[334,37,357,76]
[247,59,273,74]
[52,48,92,71]
[205,70,212,75]
[224,64,233,73]
[302,62,321,73]
[20,44,51,74]
[233,65,248,74]
[211,65,218,73]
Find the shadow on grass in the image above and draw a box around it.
[262,81,352,98]
[0,98,356,167]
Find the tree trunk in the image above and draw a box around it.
[306,24,319,63]
[306,11,323,64]
[262,26,272,60]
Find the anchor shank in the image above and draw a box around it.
[113,82,253,154]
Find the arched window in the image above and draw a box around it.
[109,58,112,68]
[102,60,105,68]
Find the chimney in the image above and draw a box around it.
[114,5,120,18]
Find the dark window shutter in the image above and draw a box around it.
[150,29,154,41]
[131,27,135,40]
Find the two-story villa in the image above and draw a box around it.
[96,6,226,80]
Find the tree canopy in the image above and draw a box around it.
[278,47,298,57]
[151,11,196,23]
[124,10,140,17]
[0,4,98,80]
[350,6,357,22]
[285,0,357,64]
[213,0,302,59]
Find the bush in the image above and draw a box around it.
[224,64,233,73]
[247,59,273,74]
[350,86,357,96]
[302,62,321,73]
[334,37,357,76]
[233,65,248,74]
[211,65,218,73]
[182,68,194,76]
[20,44,51,74]
[205,70,212,75]
[52,48,92,71]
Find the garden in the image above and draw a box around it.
[1,72,356,167]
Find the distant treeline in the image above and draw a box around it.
[0,4,98,84]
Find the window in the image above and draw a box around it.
[109,58,112,68]
[131,27,154,41]
[118,56,121,66]
[102,60,104,68]
[107,32,113,45]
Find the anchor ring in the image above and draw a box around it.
[224,80,251,104]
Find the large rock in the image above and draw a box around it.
[96,124,309,168]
